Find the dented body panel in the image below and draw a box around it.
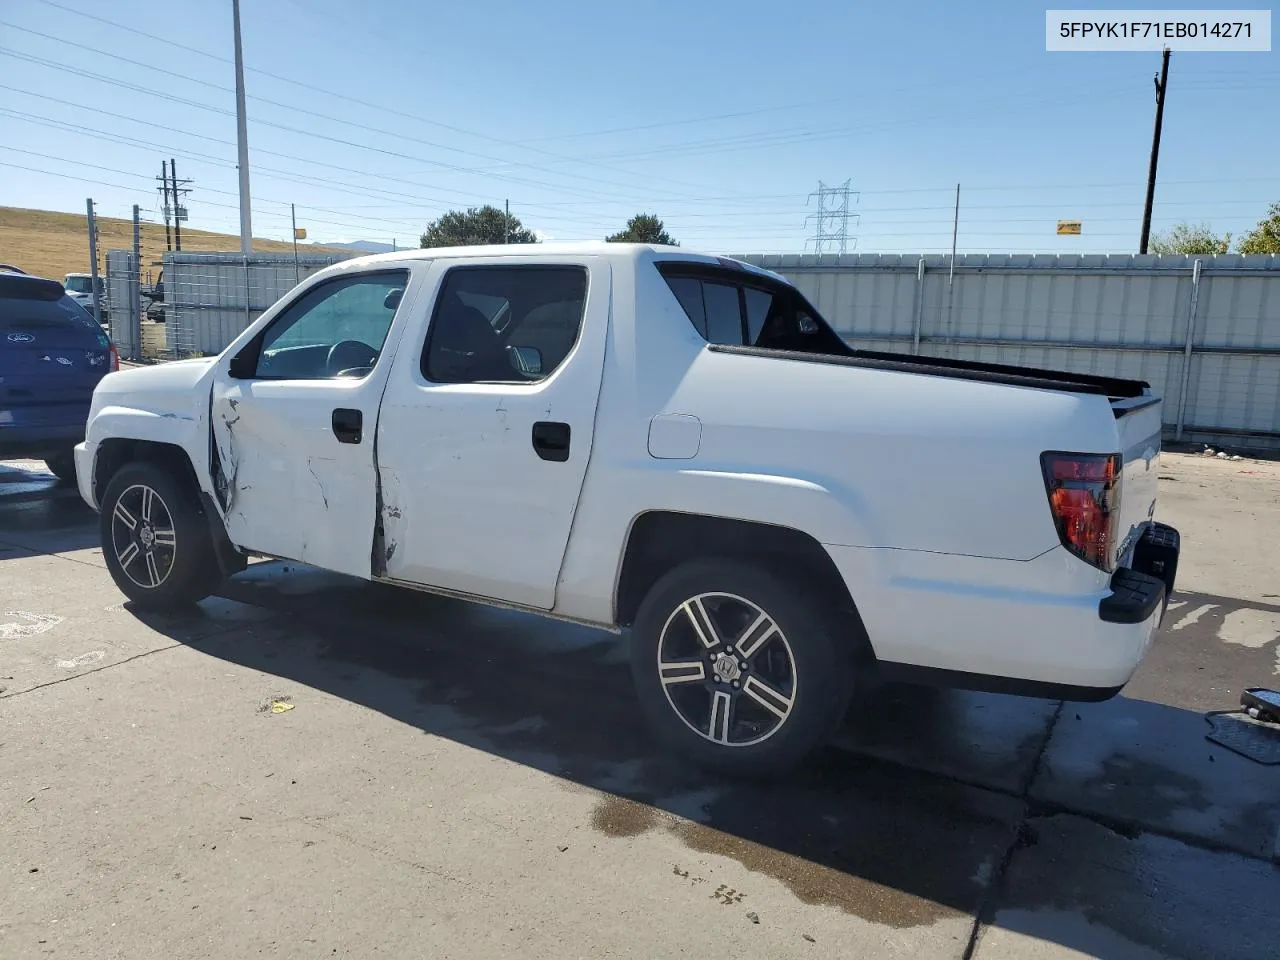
[375,255,611,609]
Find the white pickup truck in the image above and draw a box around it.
[75,243,1180,775]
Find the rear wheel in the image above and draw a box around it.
[43,449,77,483]
[100,461,222,609]
[629,559,855,778]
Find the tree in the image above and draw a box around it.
[420,205,537,247]
[1237,202,1280,255]
[1148,222,1231,255]
[606,213,678,246]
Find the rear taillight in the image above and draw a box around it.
[1040,452,1121,571]
[109,343,120,371]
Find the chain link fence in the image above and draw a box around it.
[104,250,355,361]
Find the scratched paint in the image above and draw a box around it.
[0,611,64,641]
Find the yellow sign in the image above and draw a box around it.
[293,227,307,240]
[1056,220,1082,236]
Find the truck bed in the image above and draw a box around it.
[709,343,1149,400]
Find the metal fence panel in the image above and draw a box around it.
[104,249,139,361]
[737,253,1280,451]
[165,252,356,358]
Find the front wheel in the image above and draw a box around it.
[100,461,222,609]
[629,559,855,778]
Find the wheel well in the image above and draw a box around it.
[94,439,201,504]
[615,511,871,654]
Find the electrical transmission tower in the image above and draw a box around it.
[804,179,859,255]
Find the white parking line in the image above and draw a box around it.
[1171,603,1216,631]
[0,611,64,640]
[1217,609,1280,649]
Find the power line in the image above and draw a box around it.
[0,50,669,204]
[16,3,729,199]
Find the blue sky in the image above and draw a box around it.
[1,0,1277,253]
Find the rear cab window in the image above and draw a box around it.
[1,276,108,347]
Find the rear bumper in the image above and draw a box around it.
[0,424,85,459]
[824,523,1180,699]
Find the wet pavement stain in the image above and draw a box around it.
[584,751,1021,929]
[591,795,662,838]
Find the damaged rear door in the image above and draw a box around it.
[209,268,413,578]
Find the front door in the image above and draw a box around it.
[376,257,610,609]
[209,268,414,578]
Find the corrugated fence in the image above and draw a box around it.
[140,250,1279,452]
[737,253,1280,452]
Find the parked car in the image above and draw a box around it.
[1,272,120,480]
[73,243,1179,776]
[63,272,109,321]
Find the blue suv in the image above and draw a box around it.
[1,271,119,480]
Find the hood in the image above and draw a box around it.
[89,356,217,423]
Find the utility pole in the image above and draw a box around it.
[291,203,300,286]
[170,158,190,252]
[504,198,510,244]
[232,0,253,255]
[86,198,102,329]
[1139,47,1171,255]
[159,160,172,251]
[948,183,960,286]
[131,205,142,361]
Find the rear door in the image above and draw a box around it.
[1,277,113,435]
[375,256,610,609]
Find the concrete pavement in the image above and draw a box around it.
[2,452,1278,959]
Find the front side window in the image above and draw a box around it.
[252,270,408,379]
[421,265,587,384]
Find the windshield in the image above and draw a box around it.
[64,276,94,294]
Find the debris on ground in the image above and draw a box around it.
[745,911,759,924]
[803,933,816,943]
[1204,692,1280,764]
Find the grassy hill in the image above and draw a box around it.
[0,206,353,285]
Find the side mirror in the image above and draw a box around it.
[383,288,404,310]
[507,345,543,377]
[228,349,256,379]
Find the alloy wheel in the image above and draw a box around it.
[109,483,177,590]
[656,592,798,747]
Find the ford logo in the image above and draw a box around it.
[7,332,34,343]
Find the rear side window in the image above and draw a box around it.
[655,263,850,356]
[421,265,588,384]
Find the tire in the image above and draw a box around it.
[629,558,856,778]
[99,461,222,609]
[43,449,77,484]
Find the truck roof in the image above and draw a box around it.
[331,242,789,285]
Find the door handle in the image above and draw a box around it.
[332,408,362,444]
[531,421,570,462]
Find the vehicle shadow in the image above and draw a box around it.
[0,461,100,555]
[155,560,1279,957]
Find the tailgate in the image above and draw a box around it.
[1113,392,1163,567]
